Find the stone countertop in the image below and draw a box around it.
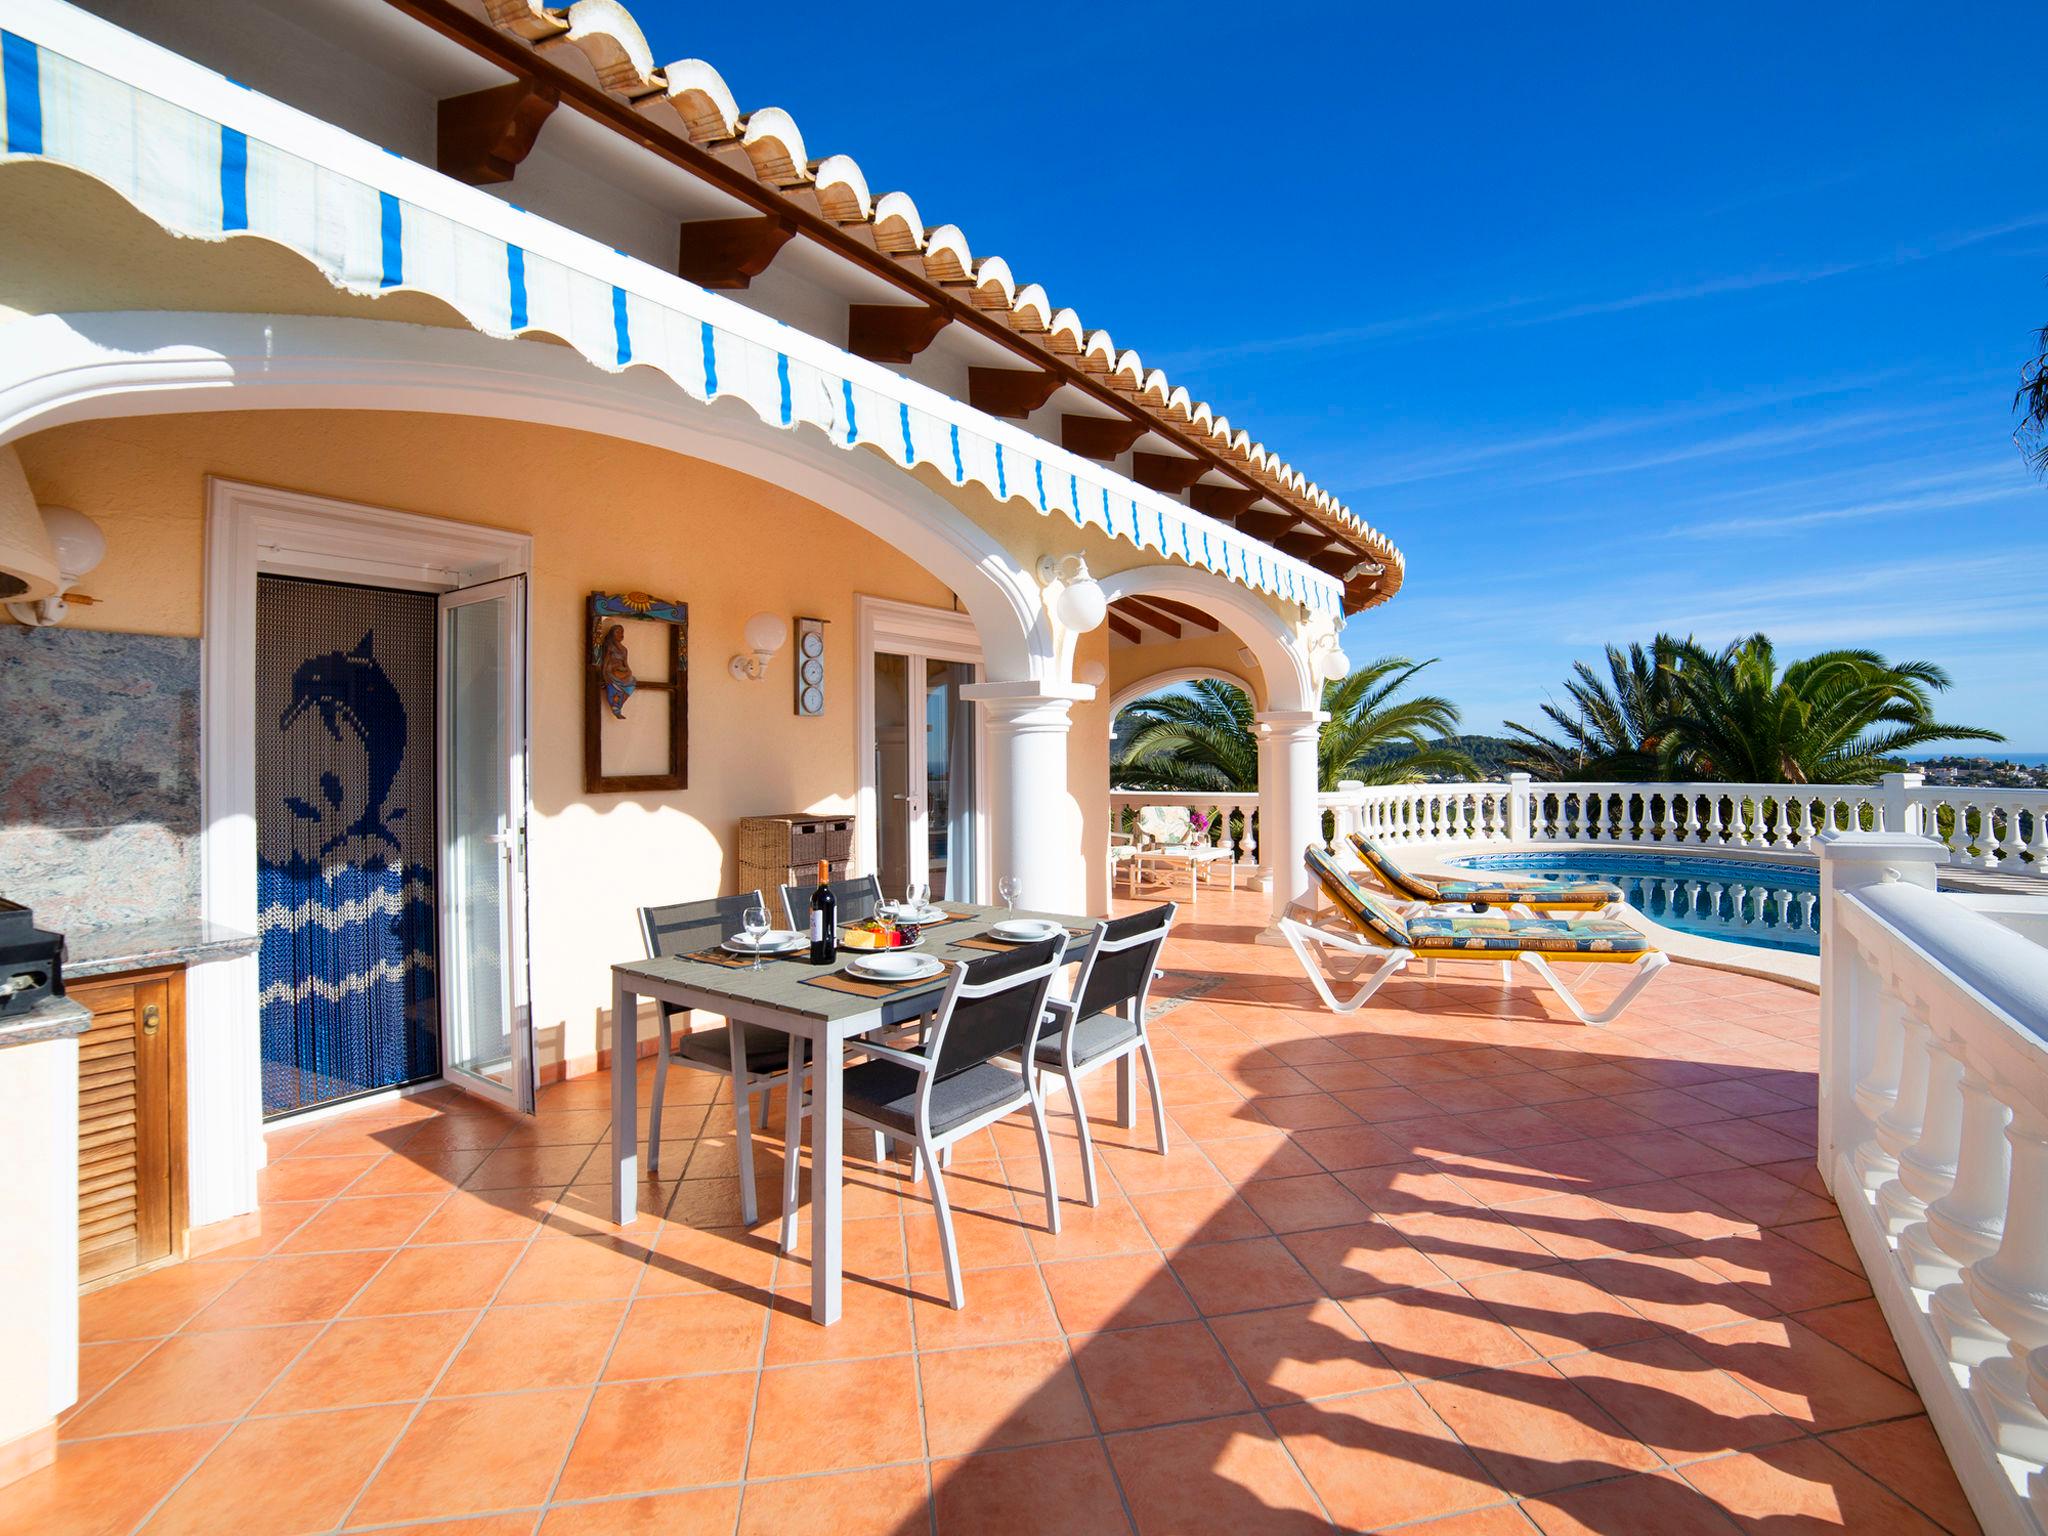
[63,918,259,979]
[0,993,90,1049]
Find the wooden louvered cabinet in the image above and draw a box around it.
[67,968,187,1288]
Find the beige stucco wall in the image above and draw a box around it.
[1107,633,1269,715]
[13,409,1107,1075]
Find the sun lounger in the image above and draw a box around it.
[1349,834,1623,914]
[1283,845,1669,1026]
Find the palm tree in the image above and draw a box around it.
[1111,657,1476,792]
[2020,318,2048,477]
[1657,633,2004,784]
[1503,636,1690,780]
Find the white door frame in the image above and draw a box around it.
[197,478,531,1222]
[853,595,987,900]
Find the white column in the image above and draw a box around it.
[1879,770,1925,835]
[960,681,1091,915]
[1255,708,1329,940]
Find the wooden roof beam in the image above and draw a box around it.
[1117,597,1182,639]
[1142,596,1221,632]
[1061,414,1146,462]
[1186,483,1261,520]
[1229,508,1297,541]
[676,215,795,289]
[1131,452,1204,495]
[437,77,559,185]
[1277,530,1346,562]
[1107,611,1143,644]
[847,303,951,363]
[967,366,1061,420]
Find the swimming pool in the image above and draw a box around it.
[1451,851,1821,955]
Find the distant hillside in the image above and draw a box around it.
[1351,734,1524,780]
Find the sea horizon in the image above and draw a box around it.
[1909,752,2048,766]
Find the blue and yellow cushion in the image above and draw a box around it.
[1405,914,1650,955]
[1350,835,1620,910]
[1303,846,1411,948]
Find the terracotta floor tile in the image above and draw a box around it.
[353,1389,586,1522]
[1592,1178,1754,1245]
[1195,1131,1324,1184]
[1524,1468,1746,1536]
[920,1336,1095,1454]
[1416,1360,1661,1495]
[409,1187,551,1245]
[602,1288,768,1379]
[1342,1282,1540,1380]
[436,1300,625,1395]
[1208,1298,1400,1405]
[1041,1253,1196,1335]
[62,1323,318,1438]
[906,1204,1039,1274]
[641,1221,780,1296]
[762,1279,912,1366]
[1269,1382,1504,1531]
[140,1404,409,1536]
[0,1425,224,1536]
[1551,1335,1801,1462]
[276,1192,448,1253]
[555,1373,756,1499]
[933,1438,1131,1536]
[346,1150,492,1197]
[1280,1219,1455,1298]
[539,1488,741,1535]
[1823,1416,1982,1535]
[1399,1507,1541,1535]
[79,1260,255,1342]
[1096,1140,1227,1197]
[1382,1207,1562,1282]
[1678,1438,1948,1533]
[1681,1316,1922,1432]
[1071,1319,1254,1431]
[366,1516,540,1536]
[463,1143,597,1190]
[257,1153,383,1203]
[1106,1413,1327,1536]
[1462,1263,1664,1358]
[63,1339,156,1427]
[258,1310,476,1413]
[1023,1191,1156,1263]
[747,1355,923,1478]
[1685,1229,1871,1313]
[1793,1298,1911,1385]
[1234,1172,1374,1234]
[1679,1167,1835,1228]
[1169,1237,1323,1316]
[1126,1185,1269,1248]
[496,1233,651,1304]
[346,1242,525,1316]
[189,1251,389,1330]
[1573,1249,1777,1334]
[912,1262,1061,1349]
[734,1465,929,1536]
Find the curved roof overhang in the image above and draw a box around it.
[0,4,1348,620]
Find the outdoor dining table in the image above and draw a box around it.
[609,901,1121,1324]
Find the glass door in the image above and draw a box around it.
[437,575,535,1113]
[871,650,981,905]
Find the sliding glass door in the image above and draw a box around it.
[871,651,982,905]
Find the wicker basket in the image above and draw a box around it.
[737,813,854,903]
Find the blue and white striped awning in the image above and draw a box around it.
[0,2,1342,616]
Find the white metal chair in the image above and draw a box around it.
[1036,902,1177,1206]
[779,935,1069,1309]
[1133,805,1234,903]
[636,894,810,1171]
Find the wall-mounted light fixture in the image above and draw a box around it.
[1035,553,1106,634]
[729,611,788,681]
[1309,628,1351,683]
[1075,659,1107,688]
[4,502,106,628]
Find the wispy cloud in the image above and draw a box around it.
[1662,462,2036,537]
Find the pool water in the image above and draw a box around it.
[1451,851,1822,955]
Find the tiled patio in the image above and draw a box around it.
[16,885,1976,1535]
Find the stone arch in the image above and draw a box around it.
[1092,562,1317,712]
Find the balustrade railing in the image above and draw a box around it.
[1107,790,1260,871]
[1820,832,2048,1534]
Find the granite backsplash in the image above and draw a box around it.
[0,625,202,937]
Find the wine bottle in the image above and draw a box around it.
[808,859,836,965]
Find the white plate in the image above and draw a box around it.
[722,931,803,954]
[989,918,1062,942]
[847,951,943,981]
[882,904,950,925]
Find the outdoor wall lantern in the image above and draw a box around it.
[1075,659,1107,688]
[4,502,106,628]
[1036,553,1107,634]
[729,611,789,681]
[1310,629,1352,683]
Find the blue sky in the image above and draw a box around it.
[632,3,2047,747]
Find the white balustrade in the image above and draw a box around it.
[1820,830,2048,1532]
[1108,791,1264,881]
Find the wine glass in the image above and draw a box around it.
[741,902,770,968]
[997,875,1020,912]
[905,880,929,916]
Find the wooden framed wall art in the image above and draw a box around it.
[585,591,688,793]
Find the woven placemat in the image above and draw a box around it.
[683,946,802,970]
[801,967,950,999]
[952,928,1094,953]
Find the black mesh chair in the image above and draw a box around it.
[779,935,1068,1309]
[638,893,808,1172]
[1037,902,1177,1206]
[777,873,882,933]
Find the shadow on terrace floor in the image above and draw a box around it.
[26,885,1978,1535]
